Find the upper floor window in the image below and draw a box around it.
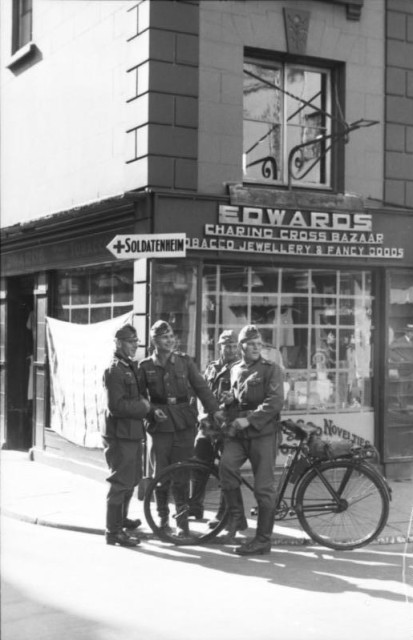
[12,0,32,53]
[243,57,333,189]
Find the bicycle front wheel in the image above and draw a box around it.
[295,460,390,550]
[143,460,229,545]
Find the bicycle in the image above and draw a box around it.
[143,418,391,550]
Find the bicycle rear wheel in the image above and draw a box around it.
[295,460,390,550]
[143,460,229,545]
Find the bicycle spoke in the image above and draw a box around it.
[296,461,389,550]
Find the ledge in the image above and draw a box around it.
[6,41,38,72]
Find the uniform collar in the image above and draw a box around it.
[151,351,175,366]
[241,356,262,368]
[115,351,134,367]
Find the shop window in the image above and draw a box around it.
[386,271,413,431]
[243,57,334,188]
[202,265,374,415]
[55,265,133,324]
[12,0,32,53]
[151,262,198,355]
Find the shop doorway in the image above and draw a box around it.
[6,275,35,450]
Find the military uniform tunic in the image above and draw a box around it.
[220,356,284,510]
[139,352,219,474]
[102,353,150,508]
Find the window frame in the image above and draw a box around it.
[12,0,33,54]
[243,49,345,192]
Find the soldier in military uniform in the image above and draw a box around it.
[139,320,223,536]
[102,324,151,547]
[220,324,284,555]
[192,330,247,535]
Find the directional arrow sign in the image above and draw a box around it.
[107,233,187,260]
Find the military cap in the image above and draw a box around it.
[150,320,173,339]
[238,324,262,344]
[218,330,238,345]
[115,324,138,340]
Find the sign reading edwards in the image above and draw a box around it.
[107,233,187,260]
[185,205,407,260]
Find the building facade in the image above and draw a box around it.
[1,0,412,478]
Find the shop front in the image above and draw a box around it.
[149,190,413,479]
[1,189,412,479]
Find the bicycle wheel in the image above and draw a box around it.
[143,460,229,545]
[295,460,390,550]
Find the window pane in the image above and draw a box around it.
[71,308,89,324]
[113,269,133,302]
[243,62,282,182]
[151,262,197,355]
[90,307,111,323]
[91,271,112,303]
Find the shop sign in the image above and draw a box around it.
[107,233,187,260]
[185,204,405,260]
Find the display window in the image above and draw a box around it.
[55,265,133,323]
[386,270,413,428]
[152,261,374,416]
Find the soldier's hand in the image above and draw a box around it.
[212,409,225,425]
[232,417,250,430]
[219,391,234,406]
[154,409,168,422]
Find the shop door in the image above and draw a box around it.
[6,275,35,450]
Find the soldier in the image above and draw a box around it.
[102,324,151,547]
[139,320,223,536]
[220,324,284,555]
[193,330,247,536]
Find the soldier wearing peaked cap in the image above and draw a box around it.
[190,329,248,532]
[220,324,284,556]
[139,320,224,536]
[102,324,151,547]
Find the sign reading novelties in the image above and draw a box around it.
[107,233,187,259]
[184,205,405,259]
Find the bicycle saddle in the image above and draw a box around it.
[281,419,318,440]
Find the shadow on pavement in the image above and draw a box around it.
[132,536,413,604]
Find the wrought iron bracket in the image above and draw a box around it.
[287,118,379,189]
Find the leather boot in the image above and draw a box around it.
[123,491,142,530]
[236,487,248,531]
[105,504,140,547]
[172,484,190,538]
[235,506,274,556]
[188,466,210,519]
[222,489,247,543]
[155,487,171,531]
[207,492,226,529]
[106,530,141,547]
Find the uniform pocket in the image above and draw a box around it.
[175,372,189,397]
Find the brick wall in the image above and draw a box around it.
[198,0,385,198]
[385,0,413,207]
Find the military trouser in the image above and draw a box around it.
[103,436,143,533]
[219,433,277,512]
[148,428,195,520]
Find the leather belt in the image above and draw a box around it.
[237,402,258,411]
[151,396,188,405]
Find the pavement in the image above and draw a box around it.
[1,449,412,546]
